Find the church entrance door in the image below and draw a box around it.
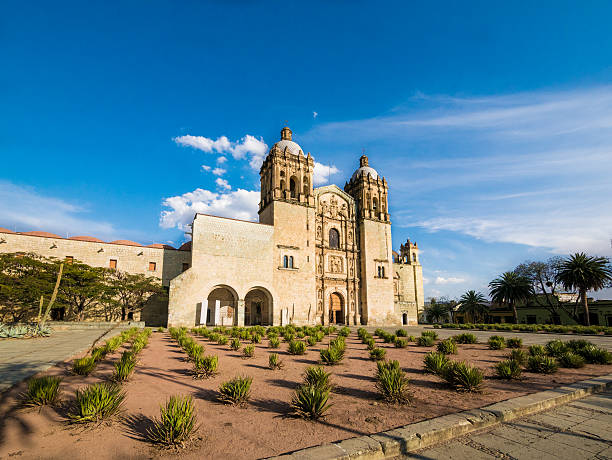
[329,292,344,324]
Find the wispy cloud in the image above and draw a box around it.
[313,162,340,185]
[174,134,268,170]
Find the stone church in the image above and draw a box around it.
[167,126,423,327]
[0,126,424,327]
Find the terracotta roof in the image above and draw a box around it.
[0,227,15,234]
[69,235,105,243]
[146,243,176,250]
[21,231,63,239]
[110,239,142,247]
[179,241,192,251]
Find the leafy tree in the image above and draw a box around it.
[104,271,166,321]
[458,290,488,323]
[0,253,55,322]
[425,298,452,323]
[489,271,533,324]
[57,260,108,321]
[555,253,612,326]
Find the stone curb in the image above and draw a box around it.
[265,373,612,460]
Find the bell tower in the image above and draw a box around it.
[345,154,396,325]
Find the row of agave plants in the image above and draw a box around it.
[22,327,153,424]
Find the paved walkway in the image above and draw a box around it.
[0,327,120,392]
[381,326,612,350]
[406,388,612,459]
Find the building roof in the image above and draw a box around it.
[110,240,142,247]
[146,243,176,249]
[179,241,192,251]
[271,126,304,156]
[69,235,105,243]
[0,227,15,234]
[350,154,379,181]
[21,231,63,238]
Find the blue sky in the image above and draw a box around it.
[2,1,612,299]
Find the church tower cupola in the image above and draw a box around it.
[281,126,292,141]
[345,153,389,222]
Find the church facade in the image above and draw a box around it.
[0,127,424,327]
[167,127,423,327]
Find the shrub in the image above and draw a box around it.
[269,337,280,348]
[251,334,262,344]
[370,348,386,361]
[230,338,241,351]
[423,352,450,376]
[288,340,307,355]
[545,340,567,357]
[495,360,522,380]
[528,345,546,356]
[407,335,417,342]
[113,352,136,382]
[70,382,126,423]
[268,353,283,370]
[488,336,506,350]
[219,377,252,405]
[453,333,477,344]
[186,343,204,361]
[421,331,438,340]
[566,339,594,352]
[156,327,165,333]
[291,384,331,420]
[320,345,344,365]
[558,351,586,368]
[527,355,558,374]
[417,336,434,347]
[193,355,218,378]
[338,327,351,337]
[580,346,612,364]
[23,376,62,406]
[376,359,400,377]
[376,364,411,404]
[365,338,376,350]
[506,338,523,349]
[507,349,528,365]
[242,345,255,358]
[436,338,457,355]
[91,347,107,362]
[357,328,368,339]
[383,333,396,344]
[330,336,346,352]
[147,395,197,446]
[72,356,96,376]
[283,333,295,343]
[394,338,408,348]
[217,336,228,346]
[442,361,484,392]
[304,366,332,389]
[306,336,317,347]
[395,329,407,337]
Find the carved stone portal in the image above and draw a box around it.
[328,255,344,274]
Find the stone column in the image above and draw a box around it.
[214,300,221,326]
[237,300,245,327]
[199,302,207,325]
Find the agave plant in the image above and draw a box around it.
[423,351,450,376]
[113,352,136,382]
[443,361,484,392]
[218,376,252,405]
[376,364,411,404]
[288,340,307,355]
[291,384,332,420]
[70,382,126,423]
[436,338,457,355]
[304,366,331,390]
[268,352,283,370]
[23,376,62,406]
[320,343,344,365]
[193,355,218,378]
[72,356,96,376]
[495,359,522,380]
[147,395,197,445]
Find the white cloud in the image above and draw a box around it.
[215,178,231,190]
[174,134,267,171]
[434,276,466,285]
[0,181,118,239]
[160,187,260,231]
[212,168,226,176]
[217,156,227,164]
[313,161,340,185]
[313,111,318,119]
[201,165,211,172]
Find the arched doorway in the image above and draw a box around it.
[402,313,408,325]
[207,286,237,326]
[329,292,344,324]
[245,288,272,326]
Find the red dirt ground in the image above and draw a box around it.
[0,332,609,459]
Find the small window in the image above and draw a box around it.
[283,255,289,268]
[412,253,417,262]
[109,259,117,269]
[381,266,385,278]
[182,263,189,272]
[65,256,74,264]
[289,256,294,268]
[149,262,156,271]
[377,266,381,278]
[329,228,340,249]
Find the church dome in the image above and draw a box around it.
[350,154,379,181]
[272,126,303,155]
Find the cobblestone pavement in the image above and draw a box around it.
[378,326,612,350]
[405,388,612,459]
[0,328,120,392]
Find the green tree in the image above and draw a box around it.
[0,253,55,322]
[57,261,108,321]
[425,298,451,323]
[458,290,488,323]
[104,271,166,321]
[489,271,533,324]
[555,253,612,326]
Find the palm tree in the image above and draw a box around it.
[458,290,488,323]
[555,253,612,326]
[425,300,449,323]
[489,271,533,324]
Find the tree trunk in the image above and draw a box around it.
[582,289,590,326]
[121,306,126,321]
[511,301,518,324]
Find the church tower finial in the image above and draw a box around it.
[359,154,369,167]
[281,126,292,141]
